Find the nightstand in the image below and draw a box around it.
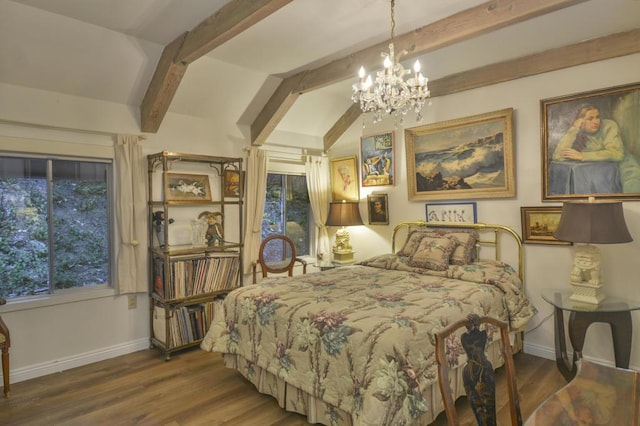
[541,289,640,381]
[314,260,354,271]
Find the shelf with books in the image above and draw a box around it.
[147,151,244,360]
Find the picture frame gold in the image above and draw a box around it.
[330,156,359,201]
[520,206,571,245]
[367,194,389,225]
[165,173,212,202]
[541,82,640,201]
[405,108,515,201]
[360,131,394,187]
[223,169,242,197]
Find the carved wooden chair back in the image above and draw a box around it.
[434,314,522,426]
[0,297,10,397]
[252,235,307,284]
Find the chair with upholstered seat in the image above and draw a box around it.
[252,235,307,284]
[0,297,10,397]
[434,314,522,426]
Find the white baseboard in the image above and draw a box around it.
[523,341,556,361]
[6,338,149,384]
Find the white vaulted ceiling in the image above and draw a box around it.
[2,0,639,147]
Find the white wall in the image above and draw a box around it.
[1,36,639,386]
[0,82,247,383]
[329,53,640,366]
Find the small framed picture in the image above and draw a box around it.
[165,173,212,202]
[520,206,572,245]
[330,156,359,201]
[425,202,477,224]
[360,131,394,187]
[367,194,389,225]
[223,169,242,197]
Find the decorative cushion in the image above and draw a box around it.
[398,230,438,257]
[445,230,479,265]
[408,236,458,270]
[398,229,478,265]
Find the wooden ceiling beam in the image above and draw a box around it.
[251,0,589,145]
[140,0,292,133]
[176,0,294,64]
[140,33,188,133]
[323,28,640,151]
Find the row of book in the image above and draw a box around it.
[153,252,240,299]
[152,299,225,348]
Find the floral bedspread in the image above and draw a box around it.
[202,255,535,425]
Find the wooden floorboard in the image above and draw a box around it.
[0,348,567,425]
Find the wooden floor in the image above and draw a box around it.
[0,348,567,425]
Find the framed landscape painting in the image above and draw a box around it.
[360,131,394,187]
[520,206,571,245]
[405,108,515,201]
[541,82,640,201]
[330,156,359,201]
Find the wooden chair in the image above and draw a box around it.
[252,235,307,284]
[0,297,10,397]
[434,314,522,426]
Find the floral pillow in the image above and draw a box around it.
[444,230,479,265]
[398,230,438,257]
[407,236,458,270]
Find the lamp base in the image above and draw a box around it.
[570,281,605,305]
[568,244,604,305]
[332,251,355,264]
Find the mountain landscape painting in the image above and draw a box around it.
[405,108,515,201]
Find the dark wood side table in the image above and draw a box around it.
[542,289,640,381]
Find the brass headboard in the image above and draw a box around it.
[392,221,524,289]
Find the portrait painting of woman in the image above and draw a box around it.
[542,82,640,201]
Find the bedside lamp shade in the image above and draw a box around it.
[554,199,632,304]
[326,201,363,263]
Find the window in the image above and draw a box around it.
[262,173,311,256]
[0,155,112,298]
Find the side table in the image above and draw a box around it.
[541,289,640,381]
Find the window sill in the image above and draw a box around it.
[1,285,117,313]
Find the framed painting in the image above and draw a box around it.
[367,193,389,225]
[520,206,571,245]
[425,202,477,224]
[330,156,359,201]
[165,173,212,202]
[405,108,515,201]
[541,82,640,201]
[360,131,394,187]
[223,169,242,197]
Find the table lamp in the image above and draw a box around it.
[553,198,632,304]
[325,200,363,264]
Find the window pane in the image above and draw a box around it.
[262,173,310,257]
[285,175,309,256]
[0,157,50,297]
[0,156,111,298]
[52,160,109,290]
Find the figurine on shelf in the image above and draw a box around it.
[199,211,224,247]
[152,211,174,247]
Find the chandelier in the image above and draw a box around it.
[352,0,430,124]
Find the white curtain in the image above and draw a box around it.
[114,135,148,294]
[305,155,332,261]
[242,148,268,275]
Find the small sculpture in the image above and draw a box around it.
[152,211,174,247]
[198,211,224,247]
[570,245,601,285]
